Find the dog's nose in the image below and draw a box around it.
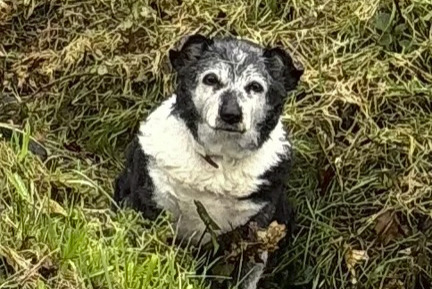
[219,96,242,125]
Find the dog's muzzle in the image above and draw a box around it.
[216,92,245,133]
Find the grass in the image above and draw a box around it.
[0,0,431,288]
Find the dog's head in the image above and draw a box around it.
[170,34,303,158]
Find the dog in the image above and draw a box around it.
[113,34,303,289]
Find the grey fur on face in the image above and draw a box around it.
[170,35,303,159]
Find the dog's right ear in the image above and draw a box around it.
[263,47,303,92]
[169,34,213,71]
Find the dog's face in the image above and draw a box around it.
[170,35,303,158]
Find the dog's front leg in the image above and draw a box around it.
[237,251,269,289]
[205,203,280,289]
[113,137,162,220]
[234,203,276,289]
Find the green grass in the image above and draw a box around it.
[1,0,431,288]
[0,134,207,289]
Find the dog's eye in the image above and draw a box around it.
[203,73,220,86]
[246,81,264,93]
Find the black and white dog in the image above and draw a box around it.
[114,34,303,288]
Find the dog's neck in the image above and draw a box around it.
[189,129,257,168]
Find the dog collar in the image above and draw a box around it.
[199,154,219,169]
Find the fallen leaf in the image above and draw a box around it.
[375,12,392,31]
[383,279,405,289]
[222,220,287,264]
[256,221,287,252]
[344,245,369,285]
[97,64,108,75]
[374,211,405,245]
[48,199,67,216]
[399,247,411,255]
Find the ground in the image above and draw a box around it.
[0,0,431,288]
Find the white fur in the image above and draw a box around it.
[242,251,268,289]
[193,62,268,139]
[138,94,290,244]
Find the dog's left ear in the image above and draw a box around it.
[263,47,303,91]
[169,34,213,72]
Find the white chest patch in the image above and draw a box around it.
[137,95,290,244]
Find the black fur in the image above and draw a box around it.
[113,136,161,220]
[254,149,298,288]
[115,140,297,288]
[171,85,200,139]
[256,48,303,145]
[263,47,304,92]
[114,34,304,289]
[255,84,286,148]
[241,144,295,233]
[204,147,296,289]
[169,34,303,147]
[170,35,212,139]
